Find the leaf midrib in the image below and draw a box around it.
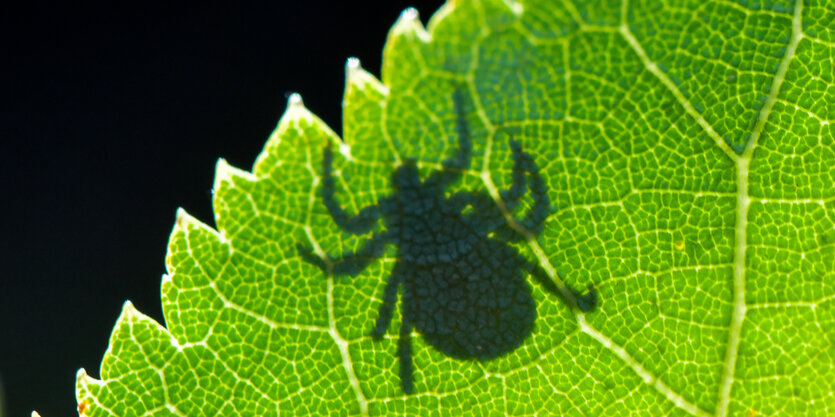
[301,1,805,415]
[556,1,806,416]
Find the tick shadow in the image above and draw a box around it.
[301,89,596,394]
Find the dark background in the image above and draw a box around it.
[0,1,443,415]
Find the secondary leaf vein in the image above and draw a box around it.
[716,2,805,417]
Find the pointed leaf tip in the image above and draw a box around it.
[173,208,206,233]
[345,57,363,86]
[214,158,256,197]
[402,7,419,21]
[274,90,340,146]
[175,207,190,228]
[346,56,360,70]
[121,300,137,317]
[213,158,231,192]
[277,91,317,127]
[345,57,388,95]
[392,7,430,42]
[287,92,304,107]
[75,367,100,389]
[172,208,217,239]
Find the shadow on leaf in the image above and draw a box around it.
[300,88,597,394]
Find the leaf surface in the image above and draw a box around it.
[76,1,835,416]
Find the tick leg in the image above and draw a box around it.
[518,254,598,312]
[398,314,414,394]
[322,145,381,235]
[330,230,391,276]
[298,245,328,272]
[370,266,403,339]
[427,87,472,190]
[516,153,549,236]
[300,230,391,276]
[499,138,529,213]
[501,139,550,239]
[574,285,598,312]
[518,256,559,295]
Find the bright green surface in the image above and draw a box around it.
[76,1,834,416]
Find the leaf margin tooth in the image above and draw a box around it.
[390,7,432,44]
[345,57,389,97]
[213,158,257,193]
[171,207,226,246]
[74,367,100,409]
[74,300,143,384]
[173,207,201,234]
[259,91,343,154]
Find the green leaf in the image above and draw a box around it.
[75,1,834,416]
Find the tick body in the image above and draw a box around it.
[374,158,538,393]
[303,90,596,393]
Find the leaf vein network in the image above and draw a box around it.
[302,146,370,416]
[457,26,712,410]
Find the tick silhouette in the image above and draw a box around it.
[302,91,596,394]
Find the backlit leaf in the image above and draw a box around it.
[74,1,834,416]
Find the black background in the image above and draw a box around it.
[1,1,443,415]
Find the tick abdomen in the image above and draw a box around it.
[402,237,535,361]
